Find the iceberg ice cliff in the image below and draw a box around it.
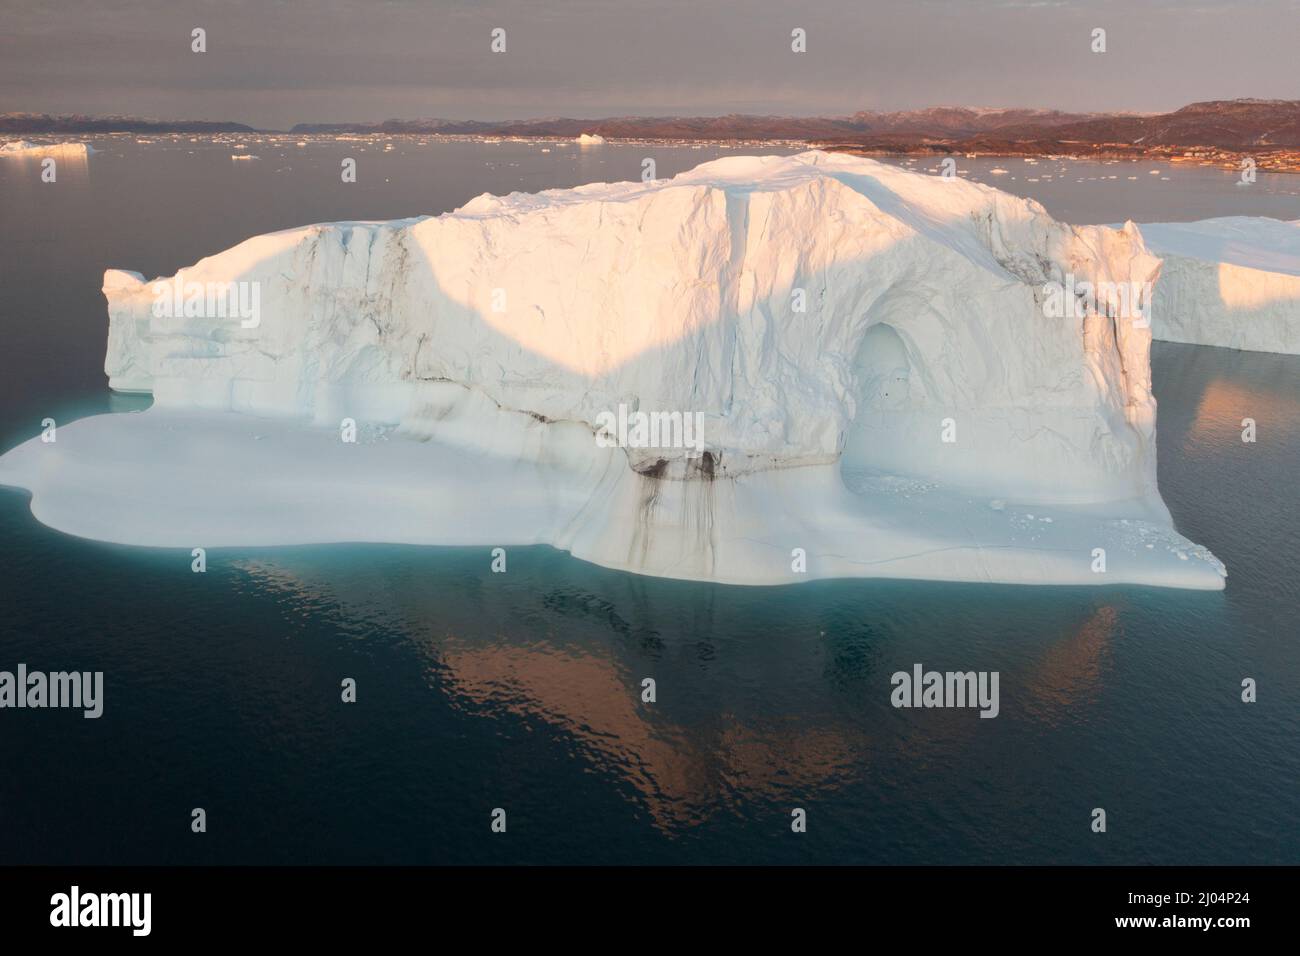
[0,152,1225,589]
[1144,217,1300,355]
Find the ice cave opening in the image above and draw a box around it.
[840,321,922,492]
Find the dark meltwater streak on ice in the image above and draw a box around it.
[0,139,1296,864]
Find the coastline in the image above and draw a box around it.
[10,129,1297,176]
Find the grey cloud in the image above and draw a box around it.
[1,0,1296,128]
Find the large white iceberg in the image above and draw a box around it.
[1145,217,1300,355]
[0,151,1226,588]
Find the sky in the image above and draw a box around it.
[2,0,1298,130]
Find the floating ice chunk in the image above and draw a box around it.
[0,140,96,159]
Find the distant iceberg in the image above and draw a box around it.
[0,152,1225,589]
[575,133,606,145]
[1143,217,1300,355]
[0,140,96,160]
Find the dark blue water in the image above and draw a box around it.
[0,140,1296,864]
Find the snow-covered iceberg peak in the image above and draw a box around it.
[1,151,1226,589]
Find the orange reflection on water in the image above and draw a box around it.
[440,637,865,832]
[230,558,1136,831]
[0,146,91,184]
[1185,378,1300,453]
[443,641,702,826]
[1020,605,1117,726]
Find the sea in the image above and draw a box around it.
[0,137,1296,864]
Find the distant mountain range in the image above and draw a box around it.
[287,100,1300,151]
[4,99,1297,154]
[0,113,256,134]
[287,106,1100,139]
[955,98,1300,151]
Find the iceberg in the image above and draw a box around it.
[575,133,606,145]
[0,139,96,160]
[1144,217,1300,355]
[0,151,1226,589]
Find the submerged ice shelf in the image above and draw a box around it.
[0,151,1226,589]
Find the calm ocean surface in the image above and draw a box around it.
[0,139,1296,864]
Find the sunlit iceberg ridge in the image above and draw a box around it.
[0,151,1226,589]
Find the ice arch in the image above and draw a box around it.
[841,322,919,477]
